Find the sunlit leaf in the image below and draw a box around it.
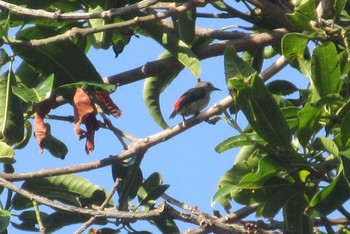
[0,142,15,164]
[12,74,54,103]
[215,134,265,153]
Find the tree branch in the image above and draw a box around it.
[8,0,204,47]
[0,0,159,20]
[104,28,288,86]
[0,96,233,181]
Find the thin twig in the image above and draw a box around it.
[261,56,289,82]
[75,178,122,234]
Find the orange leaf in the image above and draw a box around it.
[94,91,122,117]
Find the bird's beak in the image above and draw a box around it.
[213,87,221,91]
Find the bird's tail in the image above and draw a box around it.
[169,110,177,119]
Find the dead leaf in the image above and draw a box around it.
[73,88,99,154]
[94,91,122,117]
[34,96,59,153]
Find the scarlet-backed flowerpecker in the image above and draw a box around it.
[169,81,220,121]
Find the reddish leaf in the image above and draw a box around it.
[94,91,122,117]
[73,88,99,154]
[34,97,59,153]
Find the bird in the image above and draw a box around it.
[169,81,220,121]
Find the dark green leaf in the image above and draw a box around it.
[14,120,32,149]
[43,124,68,159]
[266,80,298,96]
[12,174,112,210]
[313,137,339,157]
[306,150,350,217]
[297,102,323,147]
[0,72,24,145]
[11,27,102,87]
[111,161,143,201]
[311,42,342,97]
[43,211,107,233]
[152,216,180,234]
[0,210,10,233]
[342,111,350,146]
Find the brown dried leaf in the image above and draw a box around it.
[94,91,122,117]
[34,97,58,153]
[73,88,95,139]
[84,114,99,155]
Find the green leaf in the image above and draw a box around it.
[43,124,68,159]
[284,193,313,233]
[143,51,182,129]
[11,27,102,87]
[0,71,24,145]
[12,174,112,210]
[111,161,143,201]
[256,177,300,218]
[211,184,235,207]
[281,33,312,77]
[152,216,180,234]
[0,142,15,164]
[226,46,292,150]
[172,1,196,45]
[224,46,257,91]
[215,134,265,153]
[56,81,117,95]
[14,120,32,150]
[313,137,339,157]
[137,173,169,208]
[297,102,323,147]
[12,74,54,103]
[87,0,113,49]
[342,111,350,146]
[0,210,10,233]
[231,75,293,150]
[335,0,347,17]
[137,20,200,78]
[285,0,318,31]
[311,42,342,97]
[239,155,282,189]
[306,150,350,217]
[242,48,264,73]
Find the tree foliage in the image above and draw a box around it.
[0,0,350,233]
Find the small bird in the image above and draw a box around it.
[169,81,220,121]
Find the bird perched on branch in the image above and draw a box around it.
[169,81,220,121]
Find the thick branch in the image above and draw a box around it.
[104,28,288,86]
[0,96,233,181]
